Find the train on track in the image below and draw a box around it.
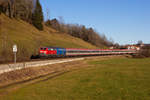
[39,47,137,58]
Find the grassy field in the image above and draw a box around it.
[0,14,98,62]
[0,57,150,100]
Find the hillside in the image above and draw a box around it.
[0,14,99,63]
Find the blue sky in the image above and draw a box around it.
[40,0,150,45]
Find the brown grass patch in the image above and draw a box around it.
[0,59,88,89]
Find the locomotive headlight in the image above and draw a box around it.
[44,51,47,54]
[40,51,43,53]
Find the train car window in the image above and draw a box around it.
[67,51,73,53]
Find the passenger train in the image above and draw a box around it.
[39,47,137,58]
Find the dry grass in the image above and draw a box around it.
[0,60,88,88]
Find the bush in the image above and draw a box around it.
[133,46,150,58]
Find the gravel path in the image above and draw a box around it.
[0,58,84,74]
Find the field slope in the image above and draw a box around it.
[0,14,98,62]
[0,57,150,100]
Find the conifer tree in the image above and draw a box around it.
[32,0,43,30]
[0,6,2,14]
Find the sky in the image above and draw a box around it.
[40,0,150,45]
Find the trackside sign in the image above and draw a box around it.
[13,45,17,53]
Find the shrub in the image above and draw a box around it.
[133,46,150,58]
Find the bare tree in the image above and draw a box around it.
[137,40,143,45]
[0,0,34,21]
[46,8,50,20]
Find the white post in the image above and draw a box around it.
[13,44,17,64]
[14,52,16,64]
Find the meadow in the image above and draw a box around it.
[1,57,150,100]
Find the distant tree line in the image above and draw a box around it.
[0,0,43,30]
[137,45,150,58]
[131,41,150,58]
[45,19,114,47]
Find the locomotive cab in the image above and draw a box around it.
[39,47,66,58]
[39,47,48,57]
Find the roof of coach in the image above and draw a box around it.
[66,48,134,51]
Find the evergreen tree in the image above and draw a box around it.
[0,6,2,14]
[32,0,43,30]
